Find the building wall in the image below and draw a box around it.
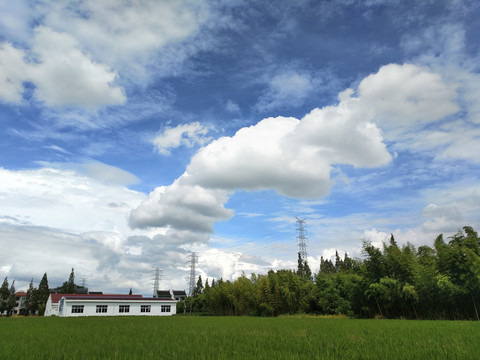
[44,297,55,316]
[58,300,177,317]
[12,295,26,315]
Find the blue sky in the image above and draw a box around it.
[1,0,479,295]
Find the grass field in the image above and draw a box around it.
[1,315,479,359]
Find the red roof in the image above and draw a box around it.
[49,293,143,304]
[63,295,173,301]
[15,291,27,296]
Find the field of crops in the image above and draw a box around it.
[1,315,479,359]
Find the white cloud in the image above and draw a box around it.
[29,26,126,107]
[225,100,241,114]
[186,112,390,199]
[43,0,206,79]
[0,163,199,293]
[256,70,314,111]
[0,165,145,233]
[362,229,389,249]
[356,63,459,133]
[396,23,480,162]
[0,27,126,107]
[0,223,195,294]
[129,181,233,237]
[152,122,211,155]
[0,1,35,44]
[0,43,28,103]
[79,161,139,186]
[0,1,207,107]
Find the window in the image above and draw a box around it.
[141,305,151,313]
[96,305,108,313]
[161,305,171,313]
[119,305,130,313]
[71,305,84,313]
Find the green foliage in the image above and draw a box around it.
[296,252,312,280]
[181,226,480,320]
[24,278,38,316]
[193,275,204,298]
[0,277,8,315]
[37,273,50,316]
[6,281,16,316]
[58,268,76,294]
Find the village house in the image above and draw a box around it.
[12,291,27,315]
[45,293,177,317]
[172,290,187,301]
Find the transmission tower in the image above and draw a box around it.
[188,252,198,297]
[296,217,308,260]
[152,267,162,297]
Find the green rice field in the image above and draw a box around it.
[1,316,479,359]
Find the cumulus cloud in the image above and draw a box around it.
[357,63,459,132]
[0,27,126,107]
[29,26,126,107]
[152,122,211,155]
[130,63,459,244]
[362,228,390,249]
[129,181,233,236]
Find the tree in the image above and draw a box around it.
[335,250,343,272]
[59,267,76,294]
[193,275,204,298]
[297,252,304,277]
[303,260,312,281]
[7,280,16,316]
[319,256,336,275]
[0,277,9,315]
[362,240,385,283]
[37,273,50,316]
[129,288,133,295]
[25,278,37,316]
[297,252,312,280]
[67,268,75,293]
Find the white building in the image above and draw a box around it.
[45,294,177,317]
[12,291,27,315]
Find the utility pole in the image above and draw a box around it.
[296,217,308,260]
[152,267,162,297]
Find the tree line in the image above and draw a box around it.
[182,226,480,320]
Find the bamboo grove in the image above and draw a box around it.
[182,226,480,320]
